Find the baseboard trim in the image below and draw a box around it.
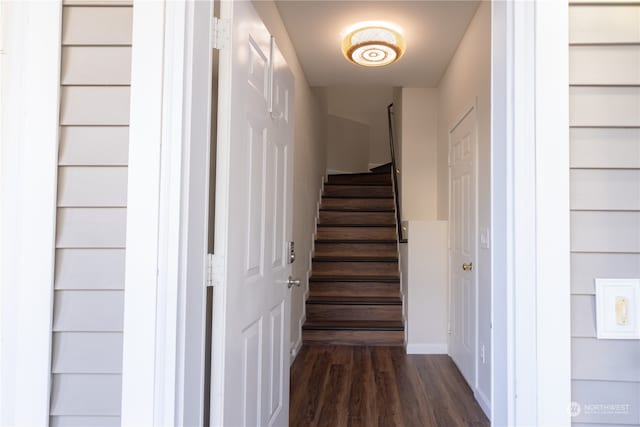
[406,343,448,354]
[474,388,491,420]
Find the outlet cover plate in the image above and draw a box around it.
[595,278,640,339]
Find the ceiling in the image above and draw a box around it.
[275,0,480,87]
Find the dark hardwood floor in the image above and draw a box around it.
[289,346,489,427]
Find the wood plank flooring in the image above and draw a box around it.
[289,346,489,427]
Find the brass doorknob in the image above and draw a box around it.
[462,263,473,271]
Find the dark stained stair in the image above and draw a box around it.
[302,164,404,346]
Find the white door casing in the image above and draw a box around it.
[448,105,478,389]
[211,1,294,426]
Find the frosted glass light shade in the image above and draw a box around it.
[342,23,406,67]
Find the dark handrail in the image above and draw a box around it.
[387,103,406,243]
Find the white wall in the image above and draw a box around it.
[322,85,393,171]
[400,88,438,221]
[252,1,327,357]
[404,221,448,354]
[437,0,491,407]
[327,115,369,173]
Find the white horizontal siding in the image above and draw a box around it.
[570,5,640,44]
[51,3,131,422]
[49,374,122,416]
[572,338,640,382]
[56,208,126,248]
[50,416,121,427]
[570,45,640,86]
[62,7,132,46]
[572,253,640,294]
[58,167,128,207]
[59,127,129,166]
[571,381,640,425]
[55,249,125,290]
[52,291,124,332]
[60,87,130,125]
[572,295,597,338]
[570,87,640,127]
[61,47,131,85]
[571,128,640,168]
[571,211,640,253]
[571,169,640,211]
[52,332,123,373]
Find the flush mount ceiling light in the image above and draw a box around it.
[342,21,406,67]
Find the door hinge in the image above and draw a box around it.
[207,253,224,288]
[211,17,230,50]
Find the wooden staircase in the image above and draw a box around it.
[302,164,404,346]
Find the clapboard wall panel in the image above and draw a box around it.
[571,211,640,253]
[60,87,131,125]
[50,2,132,422]
[570,87,640,127]
[570,6,640,44]
[56,208,127,248]
[59,127,129,166]
[570,46,640,86]
[52,291,124,332]
[55,249,125,290]
[49,374,122,416]
[573,338,640,382]
[62,7,132,45]
[61,46,131,85]
[571,128,640,169]
[571,169,640,211]
[570,4,640,426]
[50,416,121,427]
[52,332,123,373]
[57,167,128,207]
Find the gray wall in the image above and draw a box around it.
[570,4,640,426]
[50,2,132,426]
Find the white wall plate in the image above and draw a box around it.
[595,278,640,339]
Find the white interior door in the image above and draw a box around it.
[212,1,294,426]
[448,107,477,388]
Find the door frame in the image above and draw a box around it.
[490,1,570,425]
[447,102,479,393]
[0,1,571,425]
[0,2,62,425]
[120,1,214,426]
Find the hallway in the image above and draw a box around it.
[289,346,489,427]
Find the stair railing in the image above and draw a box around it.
[387,103,406,243]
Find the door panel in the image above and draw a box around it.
[449,108,477,388]
[214,2,294,426]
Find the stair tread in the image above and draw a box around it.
[315,239,397,244]
[309,275,400,282]
[324,182,392,187]
[303,320,404,331]
[313,256,398,262]
[317,224,395,228]
[307,296,401,305]
[322,195,394,199]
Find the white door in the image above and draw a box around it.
[448,107,477,388]
[212,1,294,426]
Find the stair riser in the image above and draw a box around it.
[306,304,402,322]
[302,330,403,346]
[327,175,391,185]
[319,211,395,225]
[317,227,396,241]
[312,261,398,277]
[321,198,395,210]
[324,185,393,198]
[309,282,400,298]
[314,243,398,258]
